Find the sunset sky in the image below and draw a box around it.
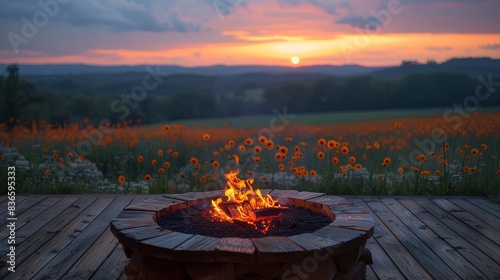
[1,0,499,66]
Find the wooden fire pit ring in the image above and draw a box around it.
[110,190,374,280]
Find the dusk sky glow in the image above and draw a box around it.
[1,0,499,66]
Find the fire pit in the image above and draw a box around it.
[111,156,373,279]
[110,190,374,280]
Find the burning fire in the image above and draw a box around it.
[211,156,282,227]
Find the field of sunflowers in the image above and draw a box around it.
[1,109,499,197]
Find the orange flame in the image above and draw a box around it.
[211,156,281,225]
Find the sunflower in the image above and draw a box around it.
[200,176,207,183]
[278,164,285,171]
[327,140,336,149]
[212,161,220,168]
[203,133,211,141]
[310,170,317,177]
[317,152,325,160]
[151,159,157,166]
[274,153,285,161]
[118,175,126,184]
[158,168,165,174]
[157,150,163,156]
[279,146,288,154]
[331,157,339,164]
[266,140,274,150]
[416,155,426,162]
[317,138,326,146]
[258,136,267,144]
[137,155,144,163]
[173,152,179,158]
[144,174,152,181]
[164,124,171,133]
[341,147,349,154]
[285,137,292,142]
[382,157,391,166]
[471,148,479,156]
[190,157,199,165]
[349,156,356,164]
[253,156,261,163]
[164,161,171,168]
[253,146,262,154]
[245,138,254,146]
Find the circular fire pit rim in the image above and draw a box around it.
[110,189,374,265]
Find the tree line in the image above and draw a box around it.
[1,64,498,130]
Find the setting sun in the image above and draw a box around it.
[291,56,300,65]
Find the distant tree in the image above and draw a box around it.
[69,93,97,119]
[401,60,420,66]
[0,64,46,131]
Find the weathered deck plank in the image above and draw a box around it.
[0,195,498,279]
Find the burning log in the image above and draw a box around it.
[252,207,286,221]
[218,201,285,222]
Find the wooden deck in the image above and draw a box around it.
[0,195,498,279]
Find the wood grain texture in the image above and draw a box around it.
[0,194,498,279]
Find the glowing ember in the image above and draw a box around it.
[211,156,283,230]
